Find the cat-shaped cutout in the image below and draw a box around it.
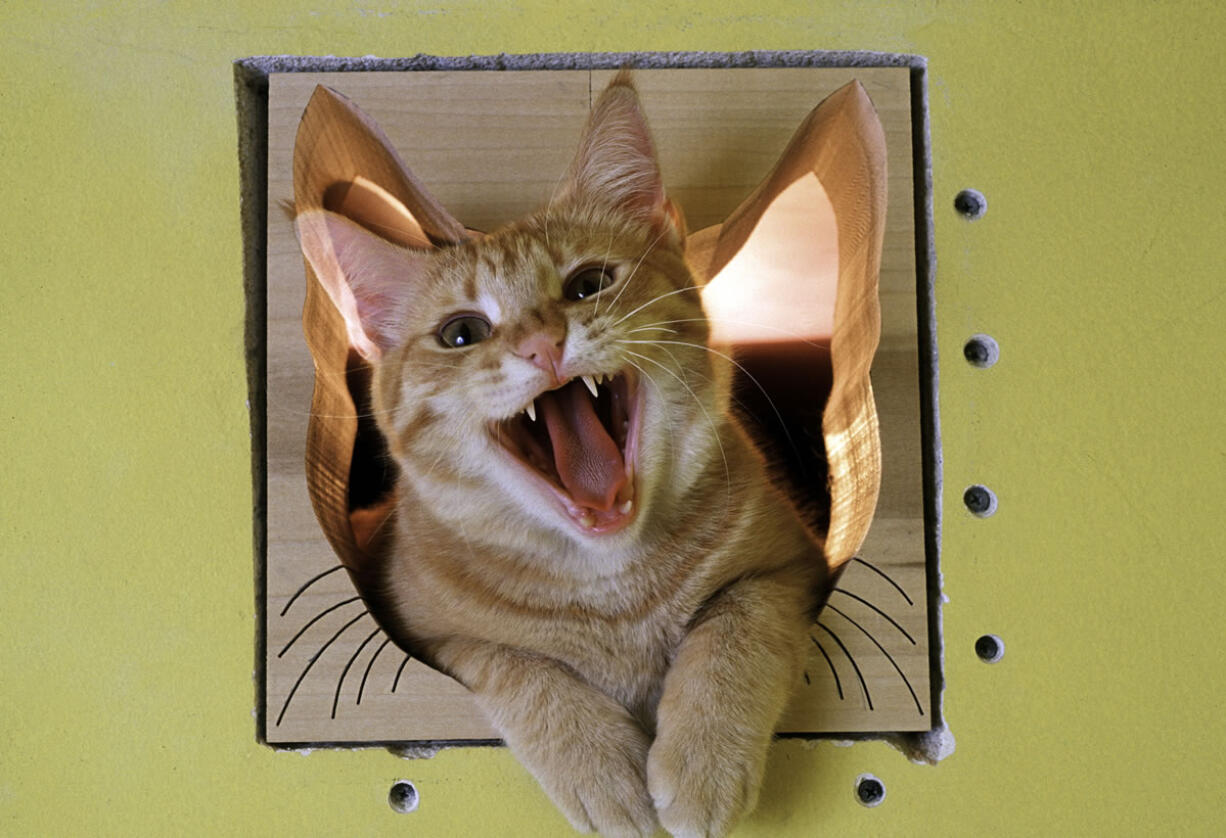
[274,69,921,835]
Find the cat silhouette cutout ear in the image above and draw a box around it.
[692,80,887,570]
[559,71,673,232]
[292,84,472,585]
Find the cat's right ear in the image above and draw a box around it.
[561,72,681,237]
[295,209,428,361]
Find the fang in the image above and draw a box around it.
[581,375,599,398]
[525,401,536,422]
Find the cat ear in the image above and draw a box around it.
[561,72,676,233]
[295,209,428,361]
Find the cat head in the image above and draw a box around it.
[296,74,729,557]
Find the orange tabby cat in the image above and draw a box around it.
[296,73,828,838]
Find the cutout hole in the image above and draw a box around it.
[954,188,987,220]
[963,484,997,517]
[388,780,419,814]
[975,634,1005,663]
[855,774,886,807]
[963,334,999,369]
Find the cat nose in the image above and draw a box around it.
[515,332,566,380]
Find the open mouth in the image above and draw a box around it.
[493,372,640,535]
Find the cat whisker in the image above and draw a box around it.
[851,556,914,606]
[357,636,394,705]
[622,358,682,476]
[816,621,872,710]
[592,231,616,318]
[603,224,669,318]
[832,589,917,645]
[624,317,832,349]
[617,338,804,468]
[621,349,732,505]
[279,595,363,658]
[276,609,370,727]
[609,286,701,327]
[808,634,844,700]
[825,604,923,716]
[332,626,383,719]
[624,325,678,335]
[280,564,345,616]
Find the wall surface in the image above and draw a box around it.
[3,1,1224,835]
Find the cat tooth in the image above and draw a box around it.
[578,513,595,528]
[619,500,633,515]
[525,401,537,422]
[581,375,599,398]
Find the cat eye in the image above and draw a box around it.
[437,314,492,348]
[563,266,615,301]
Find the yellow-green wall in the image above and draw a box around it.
[3,2,1224,834]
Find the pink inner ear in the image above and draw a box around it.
[700,172,839,346]
[296,209,428,361]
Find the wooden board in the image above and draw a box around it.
[264,67,929,743]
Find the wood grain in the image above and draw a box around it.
[265,68,928,743]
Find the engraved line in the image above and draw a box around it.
[275,610,370,727]
[851,556,913,606]
[817,621,871,710]
[392,653,412,692]
[832,589,917,645]
[280,564,345,616]
[357,637,394,706]
[278,596,363,658]
[809,634,844,700]
[331,627,383,719]
[826,603,924,716]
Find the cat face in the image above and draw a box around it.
[296,78,729,552]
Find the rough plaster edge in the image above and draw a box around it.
[234,50,947,763]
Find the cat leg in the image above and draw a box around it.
[431,637,659,837]
[647,567,814,838]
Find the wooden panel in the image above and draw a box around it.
[264,67,928,743]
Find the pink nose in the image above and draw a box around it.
[516,332,565,379]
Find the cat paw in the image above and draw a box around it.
[646,732,766,838]
[533,727,658,837]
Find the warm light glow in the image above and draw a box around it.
[700,172,838,345]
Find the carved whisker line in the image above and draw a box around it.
[803,670,810,685]
[809,634,844,700]
[851,556,913,606]
[357,637,395,706]
[332,626,384,719]
[621,349,733,507]
[392,653,413,692]
[825,604,924,716]
[609,286,701,328]
[280,564,345,616]
[278,595,363,658]
[832,589,917,645]
[275,609,371,727]
[617,338,804,467]
[817,621,871,710]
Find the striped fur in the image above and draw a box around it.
[308,74,827,837]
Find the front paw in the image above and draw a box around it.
[531,722,658,837]
[647,727,767,838]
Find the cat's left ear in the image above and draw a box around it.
[561,72,683,239]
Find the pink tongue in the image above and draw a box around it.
[538,381,626,511]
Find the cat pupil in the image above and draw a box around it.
[439,315,491,348]
[565,266,614,301]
